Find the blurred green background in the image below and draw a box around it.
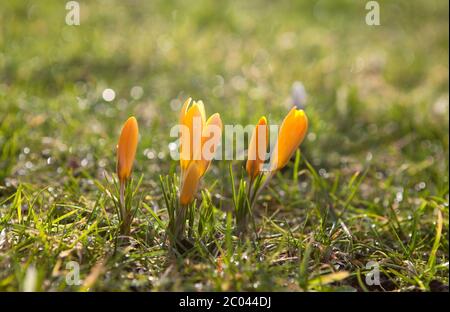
[0,0,448,291]
[1,0,448,186]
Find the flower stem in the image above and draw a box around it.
[250,171,275,210]
[119,180,125,220]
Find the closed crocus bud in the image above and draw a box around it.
[117,117,139,182]
[246,116,268,179]
[271,107,308,171]
[180,161,202,206]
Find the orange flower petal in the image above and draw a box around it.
[117,116,139,182]
[180,101,204,171]
[246,116,268,178]
[180,161,202,205]
[197,113,222,176]
[271,107,308,171]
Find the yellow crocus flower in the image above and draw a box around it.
[246,116,268,179]
[180,161,202,206]
[271,107,308,171]
[197,113,222,176]
[178,98,222,205]
[179,98,206,173]
[117,116,139,183]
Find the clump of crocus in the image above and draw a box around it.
[261,106,308,189]
[233,107,308,236]
[164,98,222,247]
[116,116,139,236]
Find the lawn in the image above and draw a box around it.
[0,0,448,291]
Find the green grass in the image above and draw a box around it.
[0,0,448,291]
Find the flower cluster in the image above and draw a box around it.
[114,98,308,243]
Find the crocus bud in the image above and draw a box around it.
[117,117,139,182]
[271,107,308,171]
[246,116,268,178]
[180,161,202,206]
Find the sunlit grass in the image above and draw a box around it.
[0,0,448,291]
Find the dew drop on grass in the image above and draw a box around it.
[144,149,155,159]
[395,191,403,203]
[0,229,7,249]
[307,132,316,142]
[168,142,177,152]
[130,86,144,100]
[319,168,328,178]
[102,88,116,102]
[415,182,426,191]
[81,158,89,167]
[194,283,203,291]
